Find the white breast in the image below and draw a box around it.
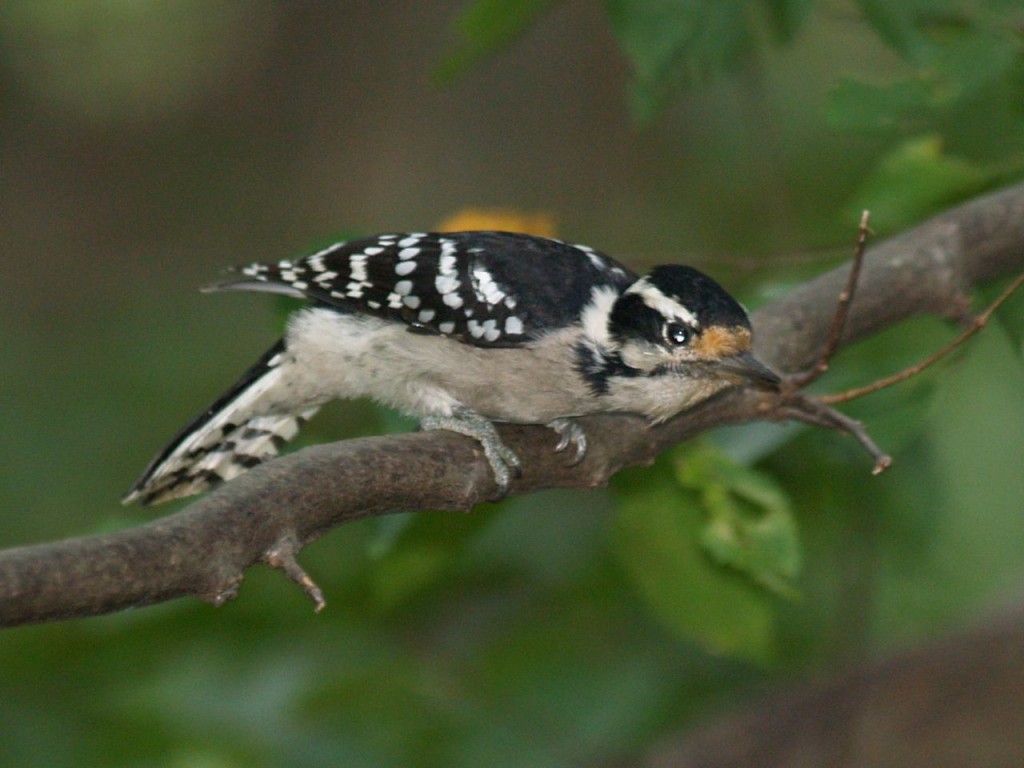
[283,308,461,416]
[283,308,598,424]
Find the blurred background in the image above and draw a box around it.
[2,1,1024,766]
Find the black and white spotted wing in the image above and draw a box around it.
[211,231,639,347]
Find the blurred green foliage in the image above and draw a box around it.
[611,454,782,664]
[604,0,813,120]
[2,1,1024,766]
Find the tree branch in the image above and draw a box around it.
[3,182,1024,628]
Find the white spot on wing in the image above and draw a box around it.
[573,243,608,271]
[305,243,342,270]
[482,319,500,342]
[505,316,524,335]
[349,256,368,283]
[472,267,505,305]
[395,260,417,275]
[435,274,459,294]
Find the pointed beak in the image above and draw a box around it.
[715,352,781,390]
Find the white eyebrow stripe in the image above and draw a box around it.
[626,279,698,326]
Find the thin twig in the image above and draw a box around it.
[822,272,1024,405]
[788,211,872,388]
[778,393,893,474]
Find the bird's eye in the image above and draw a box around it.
[662,321,691,346]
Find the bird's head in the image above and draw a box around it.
[606,265,780,390]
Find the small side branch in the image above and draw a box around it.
[775,217,1021,475]
[788,210,872,388]
[777,393,893,474]
[822,272,1024,405]
[265,535,326,612]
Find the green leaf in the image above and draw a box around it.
[604,0,811,121]
[610,458,777,663]
[854,0,937,61]
[762,0,813,42]
[856,0,1022,71]
[844,134,996,231]
[828,77,938,134]
[676,444,801,598]
[436,0,562,82]
[834,3,1022,137]
[605,0,745,121]
[926,22,1019,100]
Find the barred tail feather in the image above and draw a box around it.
[123,340,318,506]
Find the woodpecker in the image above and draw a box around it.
[124,231,779,505]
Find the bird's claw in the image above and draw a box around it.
[547,418,588,466]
